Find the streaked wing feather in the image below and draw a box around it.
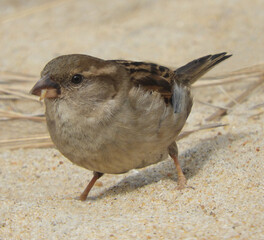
[110,60,174,103]
[110,53,231,104]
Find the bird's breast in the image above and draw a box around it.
[45,86,191,174]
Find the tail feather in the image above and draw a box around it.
[174,52,232,85]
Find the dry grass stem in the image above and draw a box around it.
[217,86,239,105]
[250,102,264,109]
[195,100,231,110]
[177,123,227,141]
[194,63,264,88]
[206,75,264,121]
[201,63,264,80]
[0,87,40,102]
[0,109,45,121]
[0,135,53,150]
[0,95,21,100]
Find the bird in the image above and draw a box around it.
[30,52,231,201]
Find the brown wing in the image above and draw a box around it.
[110,53,231,104]
[110,60,175,104]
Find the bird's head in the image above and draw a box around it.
[30,54,130,112]
[30,54,131,124]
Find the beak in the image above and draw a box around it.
[30,75,60,100]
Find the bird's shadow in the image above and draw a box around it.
[88,132,246,200]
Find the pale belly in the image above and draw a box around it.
[57,140,170,174]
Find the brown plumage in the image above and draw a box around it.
[111,52,231,104]
[30,52,231,200]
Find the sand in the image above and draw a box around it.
[1,0,264,239]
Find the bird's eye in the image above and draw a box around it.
[71,74,83,84]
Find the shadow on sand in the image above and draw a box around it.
[87,132,245,200]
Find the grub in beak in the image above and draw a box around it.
[30,75,60,99]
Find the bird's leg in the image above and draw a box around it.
[79,171,104,201]
[170,154,187,189]
[168,142,187,189]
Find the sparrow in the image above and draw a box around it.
[30,52,231,200]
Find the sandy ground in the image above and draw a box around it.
[1,0,264,239]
